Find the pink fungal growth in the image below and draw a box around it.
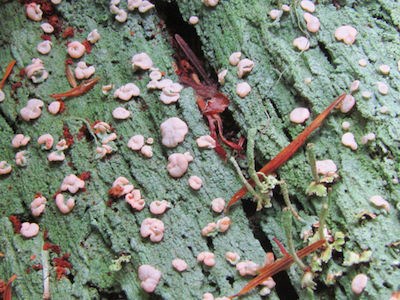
[12,134,31,148]
[25,58,48,83]
[20,222,40,238]
[315,160,337,175]
[74,61,95,80]
[337,94,355,113]
[20,98,44,121]
[167,152,193,178]
[67,41,86,59]
[188,176,203,190]
[131,53,153,71]
[160,117,188,148]
[30,195,47,217]
[101,132,117,144]
[138,264,162,293]
[197,251,216,267]
[26,3,43,21]
[303,13,320,33]
[335,25,358,45]
[125,189,146,211]
[211,198,225,213]
[216,216,231,233]
[140,145,153,158]
[341,132,358,150]
[0,161,12,175]
[300,0,315,12]
[55,194,75,214]
[112,107,130,120]
[201,222,218,237]
[128,135,145,150]
[203,293,214,300]
[96,145,113,159]
[110,177,134,197]
[225,252,240,265]
[369,195,390,212]
[289,107,310,124]
[196,135,216,149]
[149,200,170,215]
[351,273,368,295]
[140,218,165,242]
[172,258,188,272]
[15,151,28,167]
[125,190,145,211]
[37,134,54,150]
[60,174,85,194]
[236,260,259,276]
[47,151,65,162]
[48,101,61,115]
[114,83,140,101]
[93,121,111,133]
[56,139,69,151]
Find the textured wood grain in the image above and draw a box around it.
[0,1,399,299]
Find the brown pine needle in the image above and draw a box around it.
[230,239,326,298]
[0,60,17,90]
[226,94,346,211]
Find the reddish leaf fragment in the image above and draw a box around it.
[50,77,99,100]
[62,26,74,39]
[82,39,92,54]
[79,171,91,181]
[8,215,21,233]
[43,242,61,254]
[63,125,74,147]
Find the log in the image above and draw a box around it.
[0,1,399,299]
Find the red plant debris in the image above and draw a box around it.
[41,34,52,41]
[18,68,26,77]
[58,100,66,113]
[43,242,61,254]
[53,253,73,280]
[32,264,43,271]
[82,40,92,54]
[65,58,74,65]
[62,26,75,39]
[108,186,124,198]
[105,199,113,207]
[43,229,49,240]
[63,125,74,147]
[79,171,91,181]
[77,124,88,140]
[8,215,21,234]
[11,82,22,91]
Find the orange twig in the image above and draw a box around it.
[230,239,326,298]
[50,77,99,100]
[226,94,346,211]
[0,60,17,90]
[1,274,17,300]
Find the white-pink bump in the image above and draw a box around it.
[289,107,310,124]
[172,258,188,272]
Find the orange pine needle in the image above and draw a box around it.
[0,60,17,90]
[226,94,346,211]
[50,77,100,100]
[2,274,17,300]
[230,239,326,298]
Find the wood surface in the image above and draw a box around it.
[0,1,399,299]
